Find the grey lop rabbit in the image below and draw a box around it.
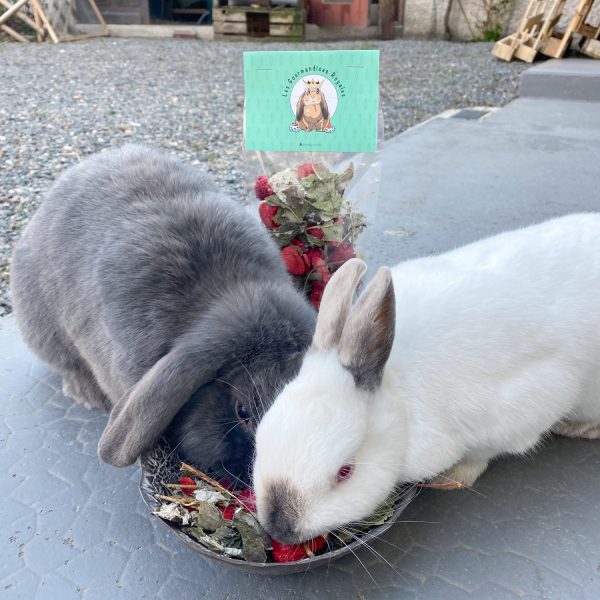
[11,145,315,479]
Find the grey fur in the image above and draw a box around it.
[10,145,315,475]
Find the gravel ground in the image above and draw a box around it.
[0,38,527,316]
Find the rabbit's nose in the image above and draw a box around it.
[259,478,304,544]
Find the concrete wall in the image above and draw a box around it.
[403,0,600,41]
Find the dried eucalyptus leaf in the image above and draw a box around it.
[194,489,226,504]
[184,527,243,558]
[153,503,193,526]
[334,163,355,195]
[191,502,223,532]
[212,525,243,550]
[321,220,345,243]
[233,511,270,563]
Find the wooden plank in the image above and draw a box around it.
[59,32,109,42]
[581,37,600,58]
[0,21,29,41]
[269,22,302,36]
[270,13,303,24]
[577,23,599,38]
[0,0,44,34]
[513,41,538,62]
[212,8,247,22]
[213,21,247,34]
[32,0,42,41]
[492,36,519,60]
[542,0,594,58]
[523,12,544,29]
[31,0,59,43]
[86,0,110,34]
[0,0,29,26]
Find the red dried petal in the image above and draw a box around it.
[236,489,257,513]
[258,201,279,229]
[217,479,239,492]
[297,163,320,179]
[178,477,196,497]
[218,504,237,521]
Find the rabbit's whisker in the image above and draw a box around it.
[338,526,407,583]
[329,531,380,590]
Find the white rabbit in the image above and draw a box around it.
[253,213,600,544]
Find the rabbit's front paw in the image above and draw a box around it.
[423,460,489,490]
[61,371,109,411]
[553,420,600,439]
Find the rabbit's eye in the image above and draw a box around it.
[236,402,251,422]
[336,464,353,483]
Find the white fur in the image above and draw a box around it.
[254,213,600,540]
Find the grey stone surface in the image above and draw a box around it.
[3,92,600,599]
[519,58,600,102]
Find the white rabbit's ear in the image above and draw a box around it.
[339,266,395,391]
[98,339,221,467]
[311,258,367,352]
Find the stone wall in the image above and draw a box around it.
[43,0,77,35]
[403,0,600,41]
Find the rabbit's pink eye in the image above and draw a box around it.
[337,464,353,483]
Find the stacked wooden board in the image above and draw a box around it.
[493,0,600,62]
[0,0,108,42]
[213,4,303,38]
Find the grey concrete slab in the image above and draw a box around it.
[519,58,600,102]
[3,96,600,599]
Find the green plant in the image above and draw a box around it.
[475,0,513,41]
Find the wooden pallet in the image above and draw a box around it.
[540,0,595,58]
[492,0,566,63]
[493,0,600,62]
[0,0,108,42]
[213,6,303,37]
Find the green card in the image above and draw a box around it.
[243,50,380,153]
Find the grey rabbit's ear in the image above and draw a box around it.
[98,339,222,467]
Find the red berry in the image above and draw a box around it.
[271,539,306,562]
[306,536,327,553]
[178,477,196,497]
[309,280,325,309]
[255,176,274,200]
[258,201,279,229]
[281,245,308,276]
[271,536,327,562]
[327,242,355,269]
[306,226,325,240]
[305,247,324,267]
[313,258,331,284]
[290,238,306,251]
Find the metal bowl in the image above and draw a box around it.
[139,452,415,575]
